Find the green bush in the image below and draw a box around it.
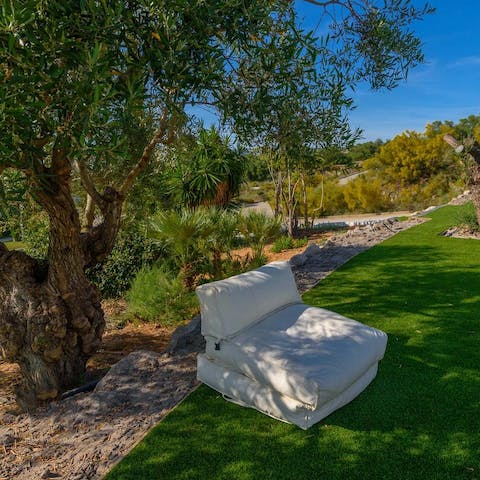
[455,203,480,231]
[125,265,199,325]
[306,179,348,217]
[22,211,50,259]
[87,232,167,298]
[239,211,281,262]
[343,176,391,212]
[271,235,308,253]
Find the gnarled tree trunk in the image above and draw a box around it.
[444,134,480,224]
[0,167,123,411]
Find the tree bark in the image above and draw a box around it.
[300,172,309,229]
[275,170,282,218]
[82,193,95,232]
[444,134,480,225]
[0,163,122,410]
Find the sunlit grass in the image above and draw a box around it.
[106,204,480,480]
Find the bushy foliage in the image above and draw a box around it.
[455,203,480,232]
[167,128,246,208]
[305,178,348,217]
[245,153,271,182]
[343,176,391,212]
[87,232,167,298]
[271,235,307,253]
[22,211,50,259]
[341,122,466,212]
[239,211,281,261]
[148,208,213,290]
[346,140,384,164]
[148,207,280,289]
[125,265,199,325]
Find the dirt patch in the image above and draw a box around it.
[231,230,337,263]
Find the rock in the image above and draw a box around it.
[442,227,457,237]
[289,251,307,267]
[41,469,62,479]
[95,350,161,393]
[290,242,322,267]
[0,430,16,448]
[164,315,204,356]
[303,243,322,257]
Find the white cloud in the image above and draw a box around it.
[447,56,480,69]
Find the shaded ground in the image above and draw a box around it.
[0,302,175,416]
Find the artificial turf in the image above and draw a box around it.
[106,204,480,480]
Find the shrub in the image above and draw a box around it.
[87,232,167,298]
[306,179,348,217]
[239,211,281,262]
[343,176,390,212]
[271,235,308,253]
[148,208,213,290]
[125,265,199,325]
[455,203,480,231]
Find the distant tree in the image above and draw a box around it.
[347,140,384,164]
[245,152,271,183]
[350,123,462,210]
[238,0,434,235]
[454,115,480,139]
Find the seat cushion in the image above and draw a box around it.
[205,303,387,409]
[196,261,301,339]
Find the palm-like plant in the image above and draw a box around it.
[204,208,240,278]
[240,211,281,263]
[149,209,213,290]
[168,128,246,208]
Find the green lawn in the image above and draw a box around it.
[106,204,480,480]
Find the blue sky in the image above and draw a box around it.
[296,1,480,141]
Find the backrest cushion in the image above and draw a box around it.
[196,261,302,339]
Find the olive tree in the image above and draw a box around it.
[0,0,301,409]
[0,0,432,409]
[230,0,434,235]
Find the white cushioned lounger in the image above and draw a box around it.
[196,261,387,429]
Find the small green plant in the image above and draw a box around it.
[148,208,213,290]
[455,205,480,231]
[239,211,281,263]
[87,232,167,298]
[271,235,308,253]
[125,265,199,325]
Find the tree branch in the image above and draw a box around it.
[73,159,104,209]
[443,134,464,152]
[80,187,124,268]
[119,109,170,196]
[82,194,96,232]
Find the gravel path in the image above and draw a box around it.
[0,217,426,480]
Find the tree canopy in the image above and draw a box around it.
[0,0,433,408]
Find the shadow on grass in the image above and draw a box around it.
[107,208,480,480]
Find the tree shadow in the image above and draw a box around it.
[107,240,480,479]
